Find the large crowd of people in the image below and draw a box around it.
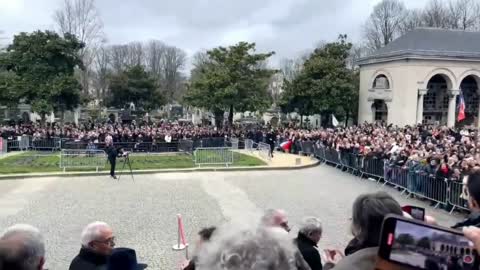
[3,121,480,178]
[3,120,480,177]
[5,121,480,269]
[0,121,242,143]
[4,170,480,270]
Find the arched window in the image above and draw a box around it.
[373,75,390,89]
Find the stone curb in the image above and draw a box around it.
[0,159,320,180]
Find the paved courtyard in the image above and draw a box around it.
[0,164,464,269]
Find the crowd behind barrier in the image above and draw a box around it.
[4,135,230,153]
[1,122,476,215]
[311,144,470,215]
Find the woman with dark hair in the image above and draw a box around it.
[182,227,216,270]
[324,192,403,270]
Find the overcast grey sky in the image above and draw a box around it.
[0,0,429,66]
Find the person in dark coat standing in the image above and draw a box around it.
[295,217,323,270]
[266,129,276,158]
[69,221,115,270]
[105,136,118,179]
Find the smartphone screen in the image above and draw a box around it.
[402,205,425,221]
[379,215,477,270]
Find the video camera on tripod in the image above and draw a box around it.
[117,149,134,182]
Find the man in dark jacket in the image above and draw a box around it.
[453,170,480,229]
[69,221,115,270]
[265,129,276,158]
[105,137,121,179]
[295,217,323,270]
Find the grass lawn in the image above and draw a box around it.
[0,151,266,174]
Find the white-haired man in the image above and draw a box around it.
[260,209,312,270]
[69,221,115,270]
[0,224,45,270]
[295,217,323,270]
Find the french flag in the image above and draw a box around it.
[458,91,466,122]
[280,140,292,152]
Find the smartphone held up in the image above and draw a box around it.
[377,214,478,270]
[401,205,425,221]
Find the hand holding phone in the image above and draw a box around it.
[323,249,344,264]
[401,205,425,221]
[377,214,478,270]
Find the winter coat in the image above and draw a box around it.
[69,247,108,270]
[295,232,322,270]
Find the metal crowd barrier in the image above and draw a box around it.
[230,138,239,149]
[178,140,194,154]
[313,144,326,161]
[324,147,342,168]
[63,141,179,153]
[300,141,314,156]
[31,137,61,151]
[339,152,361,174]
[194,147,234,167]
[0,138,6,155]
[448,180,470,213]
[244,139,254,152]
[361,157,384,180]
[7,135,31,151]
[60,149,106,172]
[312,145,460,213]
[293,140,303,154]
[257,142,271,162]
[409,174,449,208]
[384,165,408,192]
[199,137,226,148]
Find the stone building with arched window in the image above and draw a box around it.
[357,28,480,127]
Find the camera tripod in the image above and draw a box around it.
[117,154,134,182]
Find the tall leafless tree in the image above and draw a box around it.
[125,42,145,67]
[145,40,167,80]
[400,9,425,34]
[54,0,104,97]
[92,45,111,101]
[364,0,407,50]
[108,43,145,73]
[447,0,480,30]
[161,46,187,102]
[422,0,449,28]
[109,44,129,74]
[347,44,370,70]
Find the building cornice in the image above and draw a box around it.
[357,52,480,66]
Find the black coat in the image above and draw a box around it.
[266,132,276,146]
[69,247,108,270]
[105,146,118,161]
[296,232,322,270]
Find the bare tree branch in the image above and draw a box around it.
[364,0,407,50]
[400,9,425,34]
[422,0,449,28]
[54,0,105,97]
[162,45,187,102]
[446,0,480,30]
